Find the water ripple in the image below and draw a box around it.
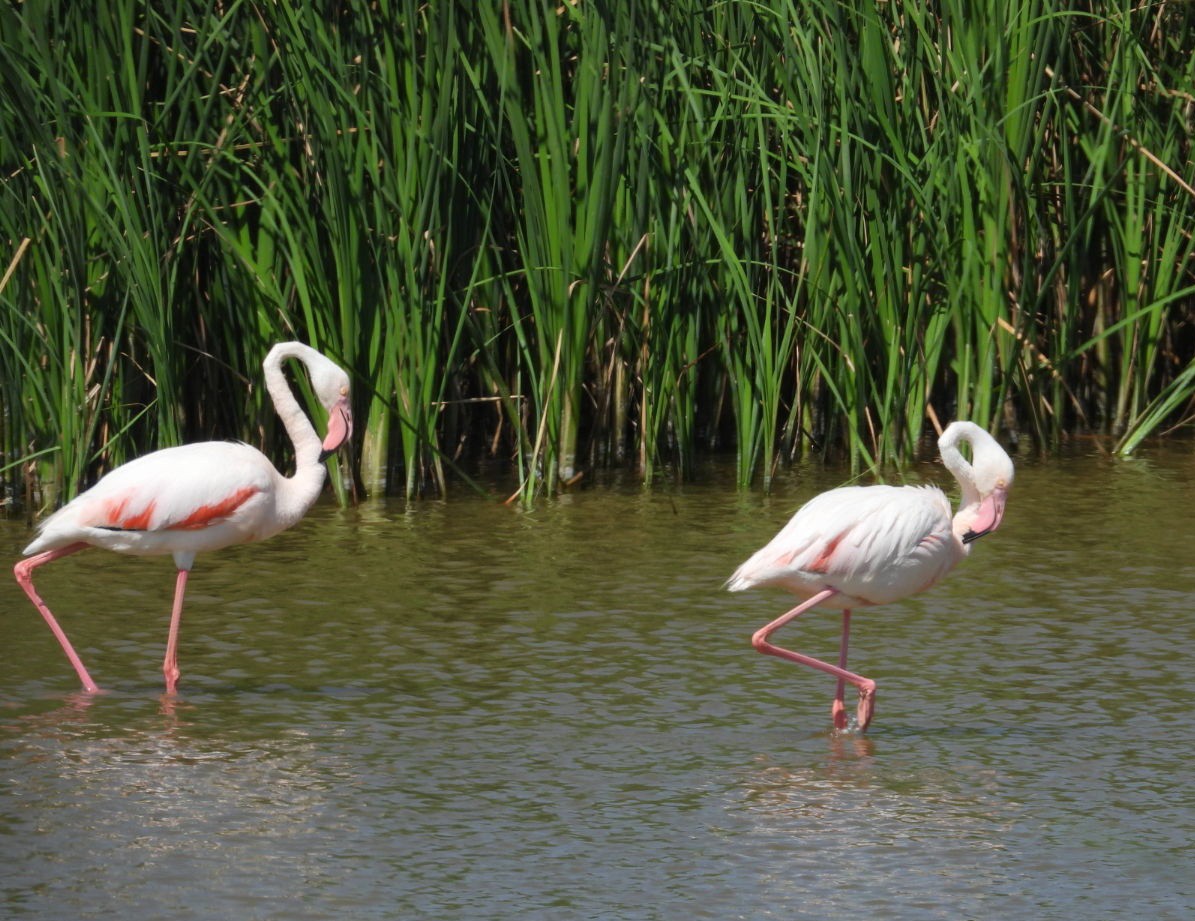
[3,450,1194,918]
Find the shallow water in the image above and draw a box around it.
[2,447,1194,919]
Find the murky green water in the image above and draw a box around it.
[3,447,1194,919]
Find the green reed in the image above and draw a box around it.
[2,0,1193,511]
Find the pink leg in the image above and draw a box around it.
[162,568,190,694]
[752,588,877,731]
[830,609,852,730]
[13,543,102,693]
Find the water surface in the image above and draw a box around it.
[3,448,1193,919]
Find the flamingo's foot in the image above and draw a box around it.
[856,682,877,732]
[831,684,876,732]
[163,665,180,695]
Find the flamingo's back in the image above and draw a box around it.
[726,484,961,607]
[23,442,281,559]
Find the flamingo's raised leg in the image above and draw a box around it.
[752,588,877,731]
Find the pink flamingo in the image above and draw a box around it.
[13,342,353,694]
[726,421,1014,731]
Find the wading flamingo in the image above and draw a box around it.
[726,421,1013,731]
[13,342,353,694]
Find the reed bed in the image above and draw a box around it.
[2,0,1193,510]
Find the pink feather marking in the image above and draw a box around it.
[808,530,849,574]
[119,501,157,530]
[773,548,799,568]
[96,496,126,527]
[95,494,157,530]
[168,486,259,530]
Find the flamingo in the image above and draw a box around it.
[13,341,353,694]
[726,420,1014,731]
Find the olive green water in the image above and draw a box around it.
[2,448,1194,919]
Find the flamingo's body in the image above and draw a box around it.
[727,421,1014,731]
[14,342,353,694]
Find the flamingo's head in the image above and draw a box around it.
[939,421,1014,544]
[310,357,353,461]
[962,454,1013,544]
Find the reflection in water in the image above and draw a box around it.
[2,448,1195,918]
[4,693,372,918]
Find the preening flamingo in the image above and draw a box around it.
[726,421,1014,731]
[13,342,353,694]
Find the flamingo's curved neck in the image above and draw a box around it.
[262,343,328,520]
[939,433,981,509]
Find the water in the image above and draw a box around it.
[3,448,1194,919]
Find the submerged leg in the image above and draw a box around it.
[13,543,101,693]
[751,589,877,731]
[162,568,191,694]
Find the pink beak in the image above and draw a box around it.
[963,485,1007,544]
[320,395,353,460]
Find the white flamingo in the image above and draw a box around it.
[13,342,353,694]
[727,421,1014,730]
